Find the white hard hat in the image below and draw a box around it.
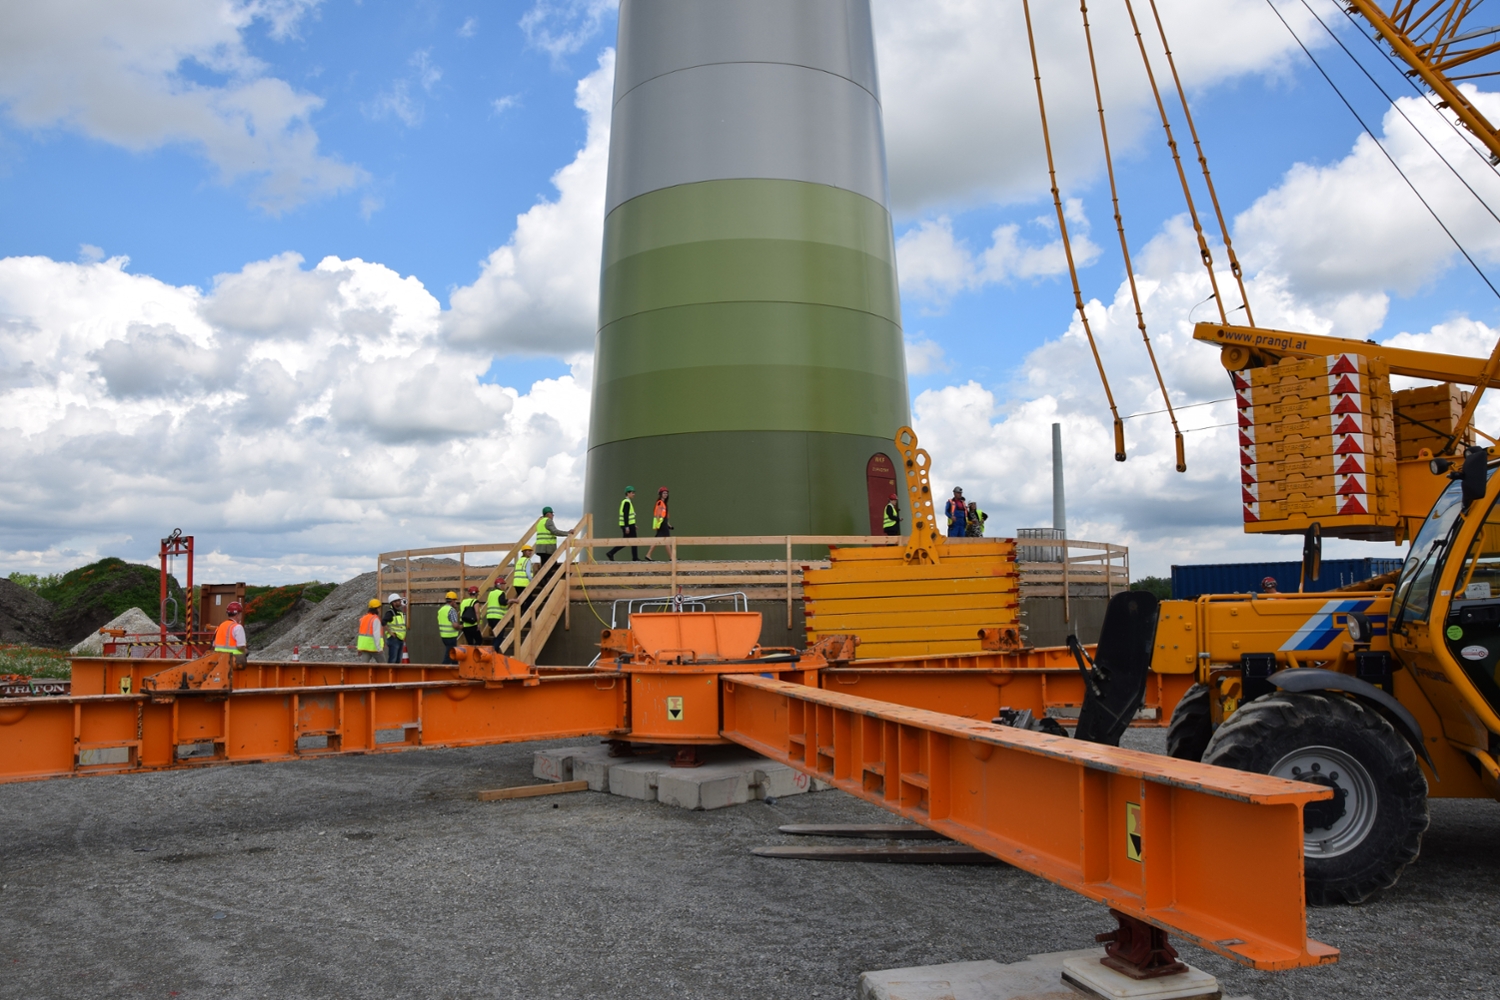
[387,593,403,603]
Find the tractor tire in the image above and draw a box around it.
[1166,683,1213,762]
[1202,692,1428,905]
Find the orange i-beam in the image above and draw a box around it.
[0,615,1331,971]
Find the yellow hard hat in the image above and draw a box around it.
[445,591,458,600]
[368,599,381,609]
[521,545,534,553]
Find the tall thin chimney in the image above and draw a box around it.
[1052,422,1067,535]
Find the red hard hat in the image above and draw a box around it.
[889,493,898,500]
[226,601,244,615]
[658,485,669,493]
[1261,576,1278,588]
[468,586,479,594]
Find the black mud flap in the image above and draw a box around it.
[1070,591,1161,746]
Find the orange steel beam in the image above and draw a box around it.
[0,658,626,784]
[830,646,1195,725]
[719,673,1338,971]
[819,667,1193,728]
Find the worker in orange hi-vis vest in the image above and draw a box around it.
[644,486,672,561]
[356,599,384,663]
[213,602,248,662]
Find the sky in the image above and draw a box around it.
[4,0,1500,584]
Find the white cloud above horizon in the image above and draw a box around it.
[0,0,363,213]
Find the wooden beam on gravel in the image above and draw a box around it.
[477,780,588,801]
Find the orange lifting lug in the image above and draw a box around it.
[139,652,235,697]
[807,634,859,666]
[978,626,1025,652]
[451,646,540,686]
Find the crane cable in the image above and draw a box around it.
[1263,0,1500,451]
[1079,0,1187,472]
[1020,0,1128,462]
[1140,0,1258,327]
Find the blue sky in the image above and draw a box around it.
[3,0,1500,581]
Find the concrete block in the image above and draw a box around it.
[571,752,615,792]
[860,950,1239,1000]
[1061,955,1221,1000]
[658,762,754,810]
[531,745,592,783]
[606,758,666,802]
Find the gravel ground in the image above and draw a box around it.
[0,730,1494,999]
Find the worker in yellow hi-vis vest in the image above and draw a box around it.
[383,594,406,664]
[606,487,639,562]
[438,591,462,664]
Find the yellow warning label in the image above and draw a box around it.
[666,696,684,722]
[1125,802,1143,862]
[119,675,132,695]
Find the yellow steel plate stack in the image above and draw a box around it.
[1236,353,1399,539]
[1394,383,1473,460]
[802,540,1018,659]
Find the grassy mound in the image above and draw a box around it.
[242,582,336,624]
[36,558,184,644]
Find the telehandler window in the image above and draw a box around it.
[1392,479,1466,628]
[1444,489,1500,712]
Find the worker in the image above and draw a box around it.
[966,501,988,537]
[213,601,248,662]
[438,591,462,663]
[383,594,406,664]
[1261,575,1280,594]
[485,581,510,652]
[512,545,533,597]
[945,488,967,538]
[644,486,672,561]
[532,506,570,594]
[356,599,384,663]
[606,486,639,562]
[883,492,901,536]
[459,585,482,645]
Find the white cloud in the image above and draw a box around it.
[897,202,1099,305]
[873,0,1319,216]
[0,0,361,212]
[1234,87,1500,301]
[459,17,479,39]
[904,336,949,376]
[445,50,614,354]
[492,94,521,115]
[520,0,618,61]
[0,253,592,581]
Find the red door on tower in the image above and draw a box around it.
[866,453,898,534]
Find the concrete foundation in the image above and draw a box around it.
[860,950,1233,1000]
[533,743,831,810]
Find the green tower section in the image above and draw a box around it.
[584,0,911,542]
[587,178,909,538]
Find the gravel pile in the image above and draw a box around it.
[253,572,379,662]
[69,607,165,655]
[0,578,60,645]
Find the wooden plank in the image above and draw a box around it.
[477,779,589,801]
[750,844,999,864]
[811,623,1013,643]
[778,824,947,840]
[805,608,1019,629]
[805,593,1020,615]
[803,579,1018,600]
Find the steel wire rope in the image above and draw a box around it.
[1120,0,1229,324]
[1266,0,1500,450]
[1020,0,1128,461]
[1337,1,1500,177]
[1303,0,1500,229]
[1263,0,1500,302]
[1138,0,1259,325]
[1080,0,1188,471]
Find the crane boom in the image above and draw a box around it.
[1344,1,1500,163]
[1194,322,1500,387]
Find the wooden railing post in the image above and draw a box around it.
[786,535,793,629]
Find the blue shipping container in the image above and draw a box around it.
[1170,558,1404,599]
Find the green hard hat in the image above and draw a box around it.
[625,485,635,493]
[542,506,554,514]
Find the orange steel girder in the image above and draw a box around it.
[0,658,627,783]
[719,673,1338,972]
